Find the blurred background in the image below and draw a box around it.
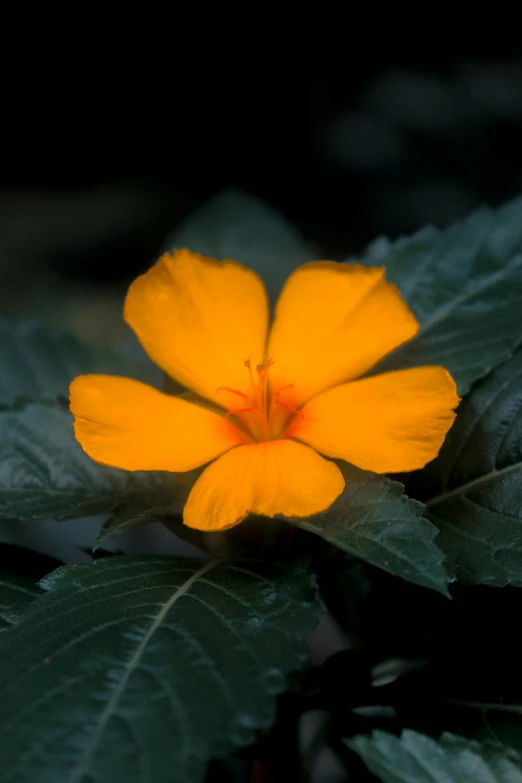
[2,48,522,341]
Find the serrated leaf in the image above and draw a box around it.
[0,403,193,522]
[288,463,449,595]
[410,349,522,586]
[0,555,320,783]
[0,572,42,631]
[0,319,161,409]
[167,189,315,298]
[365,197,522,393]
[348,730,522,783]
[446,696,522,754]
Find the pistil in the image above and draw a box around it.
[217,358,300,442]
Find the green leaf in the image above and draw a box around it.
[0,555,320,783]
[0,572,42,631]
[167,189,315,298]
[348,730,522,783]
[0,403,193,523]
[0,319,160,409]
[410,349,522,586]
[365,197,522,393]
[288,463,449,595]
[445,696,522,754]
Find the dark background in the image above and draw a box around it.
[2,49,522,340]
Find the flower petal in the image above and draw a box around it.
[124,250,270,407]
[291,366,459,473]
[183,439,345,530]
[70,375,246,472]
[268,262,419,405]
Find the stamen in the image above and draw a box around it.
[244,357,256,388]
[276,400,304,418]
[234,356,299,441]
[275,383,294,399]
[216,387,247,399]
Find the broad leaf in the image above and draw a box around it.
[0,403,193,522]
[0,572,42,631]
[446,698,522,754]
[410,349,522,586]
[365,197,522,393]
[0,555,320,783]
[167,189,315,298]
[348,730,522,783]
[0,319,160,409]
[442,693,522,754]
[289,463,449,595]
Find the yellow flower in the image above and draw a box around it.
[70,250,459,531]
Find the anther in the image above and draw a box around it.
[256,356,274,374]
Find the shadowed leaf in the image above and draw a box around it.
[288,463,449,595]
[410,349,522,586]
[0,555,320,783]
[365,198,522,393]
[348,729,522,783]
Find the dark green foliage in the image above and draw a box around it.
[348,730,522,783]
[409,349,522,586]
[0,557,320,783]
[366,198,522,394]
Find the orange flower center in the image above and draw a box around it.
[217,358,302,442]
